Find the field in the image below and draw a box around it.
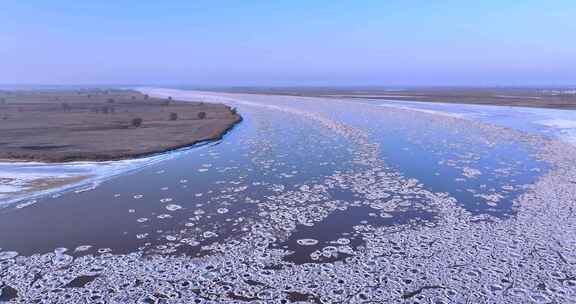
[0,89,241,162]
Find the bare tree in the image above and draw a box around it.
[61,103,71,112]
[131,117,143,127]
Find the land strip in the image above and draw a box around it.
[0,89,241,162]
[212,87,576,110]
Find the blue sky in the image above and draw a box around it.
[1,1,575,86]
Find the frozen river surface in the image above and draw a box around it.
[0,89,575,303]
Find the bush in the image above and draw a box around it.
[61,102,71,112]
[0,98,5,104]
[169,112,178,121]
[144,94,149,100]
[131,117,143,127]
[107,98,115,103]
[197,111,206,119]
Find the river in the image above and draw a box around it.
[0,88,574,303]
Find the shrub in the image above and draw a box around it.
[107,98,115,103]
[230,107,238,115]
[169,112,178,121]
[131,117,143,127]
[161,96,171,105]
[61,102,71,112]
[0,98,5,104]
[144,94,149,100]
[197,111,206,119]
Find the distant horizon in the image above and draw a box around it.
[1,83,576,90]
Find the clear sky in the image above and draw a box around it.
[1,0,575,87]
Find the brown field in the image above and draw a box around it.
[0,89,241,162]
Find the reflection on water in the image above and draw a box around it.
[0,89,575,303]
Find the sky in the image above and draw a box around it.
[1,0,575,87]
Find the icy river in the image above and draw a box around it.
[0,88,575,303]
